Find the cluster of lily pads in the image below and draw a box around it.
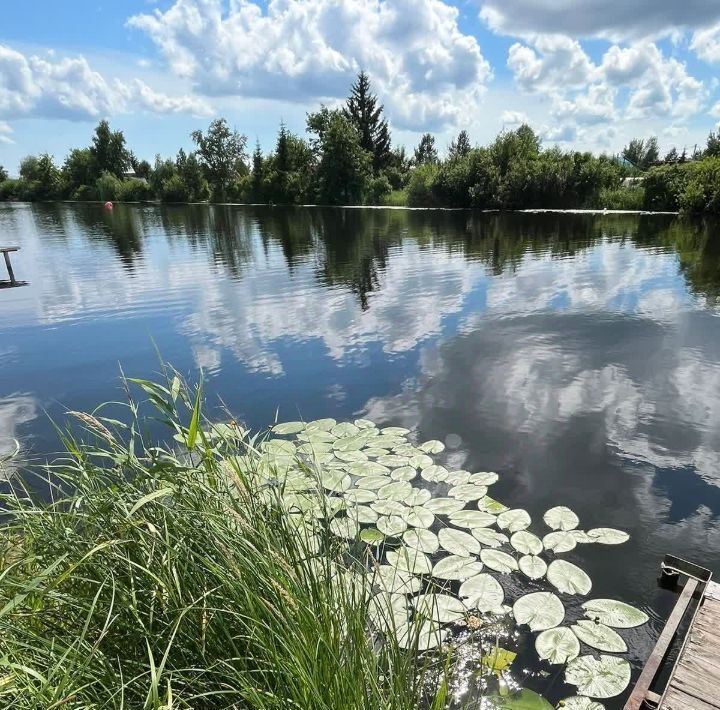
[248,417,648,708]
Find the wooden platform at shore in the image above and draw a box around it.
[626,556,720,709]
[0,246,26,287]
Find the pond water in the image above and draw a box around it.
[2,202,720,706]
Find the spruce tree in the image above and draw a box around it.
[344,71,392,172]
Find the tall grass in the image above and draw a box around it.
[0,376,445,709]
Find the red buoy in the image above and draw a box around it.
[104,201,113,210]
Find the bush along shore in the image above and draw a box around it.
[3,72,720,214]
[1,374,648,708]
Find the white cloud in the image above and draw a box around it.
[0,121,13,144]
[479,0,720,41]
[127,0,492,131]
[0,44,211,122]
[691,24,720,64]
[499,110,528,126]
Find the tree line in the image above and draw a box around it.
[3,71,720,213]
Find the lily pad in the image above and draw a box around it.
[445,470,471,485]
[481,647,517,673]
[519,555,548,580]
[420,465,449,483]
[330,516,359,539]
[403,506,435,528]
[480,549,519,574]
[320,470,352,493]
[390,466,417,482]
[570,530,593,544]
[369,565,421,594]
[535,627,580,664]
[543,531,577,553]
[378,480,413,501]
[378,454,411,469]
[511,531,543,555]
[272,421,306,435]
[403,528,439,554]
[469,471,499,486]
[387,547,432,575]
[395,619,446,650]
[413,593,465,623]
[543,506,580,531]
[334,435,368,452]
[586,528,630,545]
[371,500,407,516]
[424,497,466,515]
[360,528,386,545]
[513,592,565,631]
[431,554,483,581]
[306,418,336,431]
[381,426,410,436]
[459,573,505,612]
[478,496,509,514]
[350,505,379,524]
[377,515,408,537]
[357,475,392,490]
[349,461,390,477]
[472,528,509,548]
[557,698,605,710]
[448,483,488,501]
[331,422,359,438]
[344,489,377,504]
[571,620,627,653]
[581,599,649,628]
[409,453,434,469]
[334,450,368,463]
[448,510,496,529]
[354,418,376,430]
[485,689,553,709]
[497,509,531,532]
[364,447,389,458]
[419,439,445,454]
[405,488,432,506]
[564,655,631,698]
[547,560,592,596]
[439,528,481,557]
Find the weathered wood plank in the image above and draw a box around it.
[664,685,720,710]
[0,246,20,253]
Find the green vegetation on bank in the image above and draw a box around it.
[3,72,720,213]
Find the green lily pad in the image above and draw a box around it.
[469,471,499,486]
[543,531,577,553]
[513,592,565,631]
[420,465,449,482]
[330,516,359,539]
[369,565,421,594]
[536,627,580,664]
[586,528,629,545]
[431,554,483,581]
[497,509,531,532]
[272,421,306,435]
[543,506,580,531]
[511,531,543,555]
[564,655,631,698]
[448,509,496,529]
[459,573,505,612]
[480,549,519,574]
[424,497,466,515]
[472,528,509,548]
[419,439,445,454]
[412,593,465,623]
[387,547,432,575]
[581,599,649,628]
[571,620,627,652]
[377,515,408,537]
[439,528,481,557]
[403,528,439,554]
[448,483,488,501]
[547,560,592,596]
[519,555,547,580]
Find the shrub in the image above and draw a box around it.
[598,184,646,210]
[71,184,96,201]
[118,178,155,202]
[406,163,440,206]
[95,171,123,201]
[367,175,392,204]
[159,174,189,202]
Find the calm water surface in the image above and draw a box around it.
[2,203,720,705]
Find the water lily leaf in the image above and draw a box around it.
[298,429,336,443]
[409,453,434,469]
[403,528,439,554]
[581,599,649,628]
[369,564,421,594]
[382,426,410,436]
[519,555,547,580]
[564,655,631,698]
[360,528,385,544]
[354,418,376,430]
[543,506,579,531]
[413,593,465,623]
[387,547,432,575]
[364,447,389,458]
[368,592,408,630]
[419,439,445,454]
[272,421,306,435]
[262,439,296,456]
[306,418,336,431]
[448,483,488,501]
[357,475,392,490]
[482,647,517,673]
[445,470,471,485]
[439,528,481,557]
[513,592,565,631]
[478,496,509,514]
[378,454,410,469]
[391,466,417,482]
[297,442,333,458]
[511,531,543,555]
[350,461,391,477]
[469,471,499,486]
[393,443,417,455]
[330,516,359,539]
[472,528,509,548]
[371,500,407,516]
[536,627,580,664]
[420,465,449,483]
[571,620,627,653]
[334,450,368,463]
[403,506,435,528]
[378,480,413,501]
[547,560,592,595]
[344,489,377,504]
[459,573,504,612]
[320,470,352,492]
[448,510,496,529]
[331,422,359,438]
[334,435,367,452]
[395,619,446,650]
[377,515,408,537]
[586,528,629,545]
[497,509,531,532]
[486,689,553,710]
[374,435,406,449]
[570,530,593,543]
[543,531,577,553]
[350,505,379,524]
[431,554,483,581]
[405,488,432,506]
[480,549,519,574]
[424,497,466,515]
[557,697,605,710]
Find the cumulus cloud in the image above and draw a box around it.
[0,121,13,144]
[0,44,211,122]
[691,24,720,64]
[127,0,492,131]
[479,0,720,41]
[499,110,528,126]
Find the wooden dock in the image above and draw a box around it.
[0,246,24,287]
[626,556,720,710]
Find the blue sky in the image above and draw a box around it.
[2,0,720,173]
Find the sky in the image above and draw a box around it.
[3,0,720,173]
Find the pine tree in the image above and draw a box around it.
[448,130,471,160]
[413,134,438,165]
[343,71,392,172]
